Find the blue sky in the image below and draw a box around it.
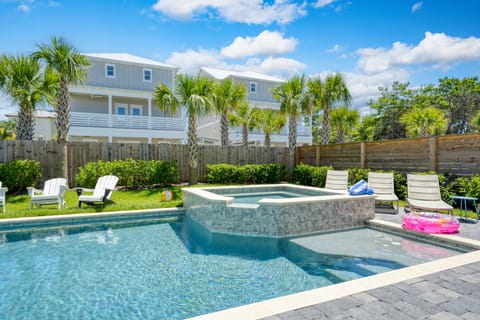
[1,0,480,118]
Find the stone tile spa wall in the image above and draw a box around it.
[182,185,376,237]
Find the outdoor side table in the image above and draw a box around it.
[450,195,479,221]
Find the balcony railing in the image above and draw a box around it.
[71,112,185,131]
[230,125,312,137]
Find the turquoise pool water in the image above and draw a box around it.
[0,216,465,320]
[230,192,302,204]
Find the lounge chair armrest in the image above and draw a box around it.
[27,187,42,197]
[0,187,7,197]
[77,188,94,196]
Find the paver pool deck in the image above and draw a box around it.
[191,211,480,320]
[259,212,480,320]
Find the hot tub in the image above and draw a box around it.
[182,184,375,237]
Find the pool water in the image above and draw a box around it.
[229,191,302,204]
[0,216,464,320]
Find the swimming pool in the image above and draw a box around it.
[0,214,467,320]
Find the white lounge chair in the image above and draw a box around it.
[27,178,67,209]
[368,172,399,214]
[0,181,7,213]
[324,170,349,192]
[78,175,119,207]
[406,174,454,215]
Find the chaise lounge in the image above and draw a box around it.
[406,174,454,215]
[368,172,399,214]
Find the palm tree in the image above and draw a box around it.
[212,78,246,146]
[228,102,260,146]
[32,36,89,180]
[400,106,447,137]
[0,54,57,140]
[257,108,286,147]
[330,106,360,143]
[308,73,352,145]
[154,74,214,184]
[272,75,309,177]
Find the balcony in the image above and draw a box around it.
[70,112,185,131]
[230,125,312,137]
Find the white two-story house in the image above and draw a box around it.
[68,53,185,143]
[198,67,312,146]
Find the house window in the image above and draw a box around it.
[143,69,152,82]
[130,105,143,116]
[250,82,257,93]
[105,64,115,78]
[115,104,128,115]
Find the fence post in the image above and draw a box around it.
[360,142,367,169]
[315,146,321,166]
[429,136,438,172]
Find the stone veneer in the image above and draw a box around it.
[182,184,375,237]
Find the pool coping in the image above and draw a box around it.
[0,207,184,230]
[187,218,480,320]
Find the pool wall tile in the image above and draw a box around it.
[183,185,375,237]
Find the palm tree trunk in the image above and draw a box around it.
[56,79,70,143]
[322,105,330,145]
[56,78,70,182]
[221,109,229,146]
[16,106,35,140]
[187,114,198,184]
[242,124,248,146]
[264,133,271,147]
[338,128,344,144]
[288,116,297,181]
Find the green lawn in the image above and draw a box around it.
[1,186,184,219]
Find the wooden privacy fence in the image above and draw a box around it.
[297,133,480,176]
[0,140,289,186]
[2,133,479,187]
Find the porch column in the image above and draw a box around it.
[148,97,152,129]
[108,95,112,127]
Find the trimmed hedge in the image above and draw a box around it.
[0,160,41,194]
[293,164,480,206]
[206,164,286,184]
[75,158,179,188]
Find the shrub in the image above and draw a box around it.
[348,168,370,185]
[292,164,333,187]
[206,164,286,184]
[0,160,41,193]
[75,158,179,188]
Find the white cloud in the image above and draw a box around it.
[48,1,60,7]
[165,47,306,79]
[166,48,224,74]
[357,32,480,73]
[251,56,306,78]
[412,2,423,12]
[152,0,307,25]
[221,31,297,59]
[313,0,336,8]
[17,3,30,12]
[309,68,410,114]
[326,44,341,53]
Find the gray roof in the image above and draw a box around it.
[84,53,177,69]
[201,67,285,83]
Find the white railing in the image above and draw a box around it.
[71,112,185,131]
[230,125,312,137]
